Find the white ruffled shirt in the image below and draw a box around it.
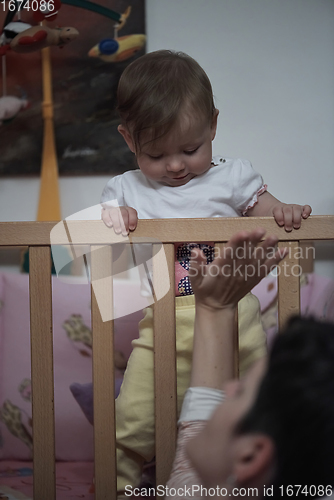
[101,156,266,218]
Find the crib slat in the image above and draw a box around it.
[299,241,315,274]
[29,246,56,500]
[278,241,301,330]
[234,308,239,378]
[91,245,117,499]
[153,243,177,486]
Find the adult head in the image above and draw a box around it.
[188,317,334,498]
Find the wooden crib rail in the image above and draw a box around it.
[0,216,333,500]
[1,215,333,246]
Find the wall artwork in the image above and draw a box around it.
[0,0,145,176]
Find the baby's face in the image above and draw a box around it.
[127,112,218,187]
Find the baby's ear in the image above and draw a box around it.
[211,109,219,140]
[118,125,136,153]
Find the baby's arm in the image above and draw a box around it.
[247,191,312,232]
[102,206,138,235]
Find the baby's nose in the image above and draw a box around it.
[166,156,185,172]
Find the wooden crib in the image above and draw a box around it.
[1,216,333,500]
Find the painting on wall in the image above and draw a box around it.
[0,0,145,176]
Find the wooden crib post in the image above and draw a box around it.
[277,241,301,330]
[153,242,177,486]
[29,246,56,500]
[91,244,117,499]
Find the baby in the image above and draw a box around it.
[100,50,311,496]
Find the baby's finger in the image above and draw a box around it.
[102,209,113,228]
[128,208,138,231]
[119,209,130,236]
[272,206,285,227]
[291,205,304,229]
[302,205,312,218]
[282,206,293,232]
[111,209,127,235]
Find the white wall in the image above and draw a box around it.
[0,176,110,221]
[146,0,334,215]
[1,0,333,275]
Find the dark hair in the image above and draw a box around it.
[237,317,334,497]
[117,50,216,151]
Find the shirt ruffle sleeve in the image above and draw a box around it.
[165,421,205,497]
[166,388,225,497]
[232,159,267,216]
[100,175,125,209]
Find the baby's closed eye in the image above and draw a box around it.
[184,147,200,155]
[147,153,163,159]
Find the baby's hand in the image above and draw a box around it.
[101,206,138,235]
[271,203,312,232]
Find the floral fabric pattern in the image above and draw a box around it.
[175,243,215,296]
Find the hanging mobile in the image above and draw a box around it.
[0,0,29,124]
[0,41,29,125]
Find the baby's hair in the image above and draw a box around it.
[117,50,216,151]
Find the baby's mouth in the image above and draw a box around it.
[173,174,188,180]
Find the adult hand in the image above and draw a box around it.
[189,228,287,310]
